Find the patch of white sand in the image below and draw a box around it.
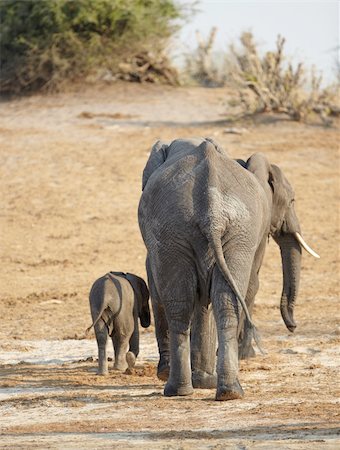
[0,333,158,366]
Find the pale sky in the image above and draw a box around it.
[178,0,339,84]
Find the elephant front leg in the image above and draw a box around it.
[238,275,257,360]
[191,303,217,388]
[211,269,244,401]
[94,323,109,375]
[239,237,266,360]
[238,301,256,360]
[127,323,139,369]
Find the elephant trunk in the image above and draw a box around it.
[277,233,302,332]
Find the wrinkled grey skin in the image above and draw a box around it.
[138,138,303,401]
[237,154,302,360]
[86,272,150,375]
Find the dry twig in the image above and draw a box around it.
[229,32,339,123]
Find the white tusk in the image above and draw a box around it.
[294,232,320,259]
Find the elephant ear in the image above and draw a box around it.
[142,140,169,190]
[246,154,287,235]
[126,273,151,328]
[246,153,271,186]
[246,155,287,202]
[235,158,247,168]
[268,164,296,235]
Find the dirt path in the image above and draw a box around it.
[0,83,339,448]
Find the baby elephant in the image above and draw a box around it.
[86,271,150,375]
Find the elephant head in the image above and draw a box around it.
[246,153,319,332]
[126,273,151,328]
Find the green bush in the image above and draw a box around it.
[0,0,183,93]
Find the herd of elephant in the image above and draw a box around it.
[86,137,319,401]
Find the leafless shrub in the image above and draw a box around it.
[228,32,339,123]
[184,27,227,86]
[333,46,340,85]
[116,50,179,85]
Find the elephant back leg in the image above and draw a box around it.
[151,258,198,397]
[94,320,109,375]
[210,251,253,401]
[146,257,170,381]
[112,329,131,371]
[191,303,217,388]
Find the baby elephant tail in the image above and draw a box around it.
[85,323,94,336]
[86,285,112,336]
[85,314,102,336]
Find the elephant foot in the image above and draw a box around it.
[97,369,108,376]
[164,382,194,397]
[157,358,170,381]
[239,343,256,360]
[114,362,128,371]
[126,351,136,369]
[215,379,244,401]
[192,369,217,389]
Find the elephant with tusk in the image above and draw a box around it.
[236,153,319,359]
[138,137,319,401]
[86,271,150,375]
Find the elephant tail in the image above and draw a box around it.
[85,275,111,336]
[209,235,265,355]
[85,274,123,336]
[85,299,108,335]
[85,313,103,336]
[85,304,117,336]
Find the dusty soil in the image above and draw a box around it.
[0,83,339,449]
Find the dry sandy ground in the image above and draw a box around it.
[0,83,339,449]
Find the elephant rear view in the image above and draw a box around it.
[86,272,150,375]
[138,137,319,401]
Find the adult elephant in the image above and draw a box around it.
[138,138,319,401]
